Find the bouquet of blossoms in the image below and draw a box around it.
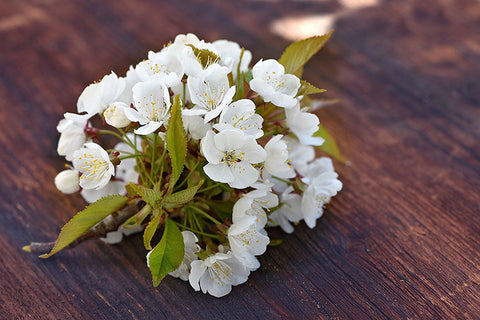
[24,32,342,297]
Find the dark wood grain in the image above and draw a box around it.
[1,0,479,319]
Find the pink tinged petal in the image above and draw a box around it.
[200,131,223,163]
[214,129,246,151]
[134,121,163,135]
[204,163,234,183]
[188,261,206,291]
[228,161,259,189]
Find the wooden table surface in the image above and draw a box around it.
[1,0,479,319]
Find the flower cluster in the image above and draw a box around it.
[42,33,342,297]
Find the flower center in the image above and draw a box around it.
[221,150,239,166]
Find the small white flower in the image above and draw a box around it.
[103,102,131,128]
[183,114,212,140]
[54,169,80,194]
[169,231,200,281]
[56,113,90,161]
[77,71,126,116]
[180,40,220,77]
[185,64,236,123]
[283,136,315,176]
[214,99,263,138]
[72,143,114,190]
[201,129,266,189]
[268,186,303,233]
[135,50,183,87]
[80,138,140,203]
[264,135,296,179]
[124,79,171,135]
[228,216,270,270]
[301,158,342,228]
[232,189,278,229]
[285,102,324,146]
[249,59,300,108]
[189,251,250,298]
[212,40,252,78]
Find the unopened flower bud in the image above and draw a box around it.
[54,169,80,194]
[104,102,131,128]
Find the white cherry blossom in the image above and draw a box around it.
[189,250,250,298]
[72,143,114,190]
[57,113,90,161]
[301,158,342,228]
[124,79,171,135]
[54,169,80,194]
[134,50,183,87]
[264,135,295,179]
[213,40,252,78]
[77,71,126,117]
[80,139,139,203]
[103,102,131,128]
[185,64,236,123]
[285,102,324,146]
[283,136,315,176]
[214,99,263,138]
[249,59,300,108]
[200,129,266,189]
[228,216,270,270]
[232,189,278,229]
[169,231,200,281]
[268,186,303,233]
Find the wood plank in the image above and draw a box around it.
[0,0,479,318]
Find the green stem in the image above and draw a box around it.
[175,162,200,192]
[188,205,222,225]
[271,175,295,186]
[150,133,158,182]
[174,222,221,240]
[198,183,224,193]
[98,130,125,142]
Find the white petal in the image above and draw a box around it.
[229,161,259,189]
[204,163,234,183]
[134,121,162,135]
[200,130,223,163]
[188,261,206,291]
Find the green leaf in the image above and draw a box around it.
[278,30,333,76]
[147,218,184,287]
[143,211,162,250]
[166,95,187,189]
[136,185,162,208]
[186,44,220,68]
[164,180,204,207]
[298,80,326,96]
[40,195,128,258]
[314,124,343,162]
